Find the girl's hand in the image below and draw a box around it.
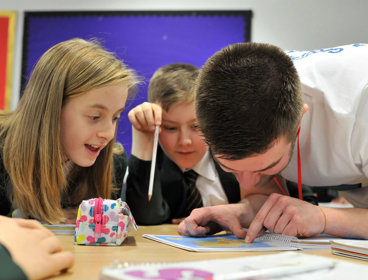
[0,216,74,279]
[62,207,78,224]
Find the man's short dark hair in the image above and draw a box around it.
[195,42,303,160]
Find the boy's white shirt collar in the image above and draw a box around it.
[182,150,217,182]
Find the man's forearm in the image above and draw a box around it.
[323,207,368,239]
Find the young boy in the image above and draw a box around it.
[125,63,242,225]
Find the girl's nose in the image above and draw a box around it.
[97,122,115,142]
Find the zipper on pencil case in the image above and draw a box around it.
[94,198,104,238]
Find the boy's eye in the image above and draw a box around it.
[90,116,100,121]
[193,124,200,130]
[113,115,121,122]
[163,125,177,131]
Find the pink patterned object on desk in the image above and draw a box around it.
[75,198,138,246]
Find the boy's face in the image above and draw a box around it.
[212,104,308,189]
[159,101,208,169]
[214,135,294,189]
[60,84,128,167]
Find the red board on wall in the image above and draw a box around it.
[0,11,16,110]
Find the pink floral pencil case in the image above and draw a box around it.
[75,198,138,246]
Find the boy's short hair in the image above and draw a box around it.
[148,63,199,111]
[195,42,303,160]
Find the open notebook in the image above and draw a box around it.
[143,232,347,252]
[99,251,368,280]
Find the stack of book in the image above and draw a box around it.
[44,224,75,235]
[331,240,368,261]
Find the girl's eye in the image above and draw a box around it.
[90,116,100,121]
[113,116,121,122]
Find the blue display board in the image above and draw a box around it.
[22,11,252,156]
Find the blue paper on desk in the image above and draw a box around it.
[143,233,298,252]
[143,232,347,251]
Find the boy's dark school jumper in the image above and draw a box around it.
[126,146,240,225]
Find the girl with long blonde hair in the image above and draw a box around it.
[0,38,137,224]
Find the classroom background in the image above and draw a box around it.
[1,0,367,155]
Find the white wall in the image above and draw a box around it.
[1,0,367,108]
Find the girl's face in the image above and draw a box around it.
[60,84,128,167]
[159,101,208,169]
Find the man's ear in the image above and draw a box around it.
[302,103,309,117]
[296,104,309,135]
[299,104,309,126]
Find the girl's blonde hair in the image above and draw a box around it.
[0,38,137,224]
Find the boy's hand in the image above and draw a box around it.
[128,102,162,132]
[245,193,325,243]
[178,204,247,238]
[128,102,162,160]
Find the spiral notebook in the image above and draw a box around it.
[143,232,342,252]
